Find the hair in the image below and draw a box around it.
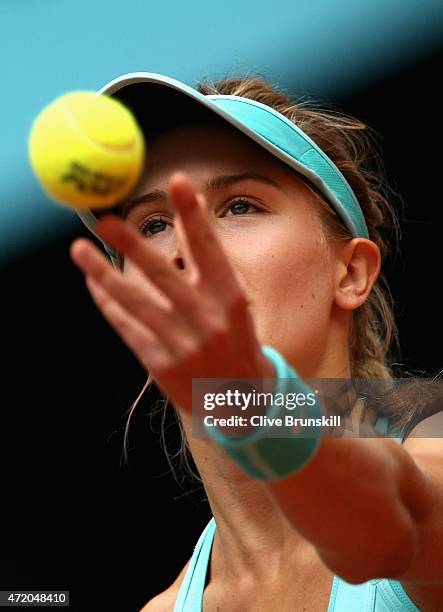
[117,71,438,488]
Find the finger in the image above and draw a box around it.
[173,200,200,284]
[92,215,207,318]
[169,172,246,300]
[71,239,201,357]
[84,274,173,374]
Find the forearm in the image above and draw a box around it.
[266,434,428,583]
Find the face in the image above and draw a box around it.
[121,121,342,378]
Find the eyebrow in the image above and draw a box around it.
[119,172,284,218]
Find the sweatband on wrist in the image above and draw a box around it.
[203,345,323,482]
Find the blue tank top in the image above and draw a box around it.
[173,416,420,611]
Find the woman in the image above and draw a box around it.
[72,72,443,610]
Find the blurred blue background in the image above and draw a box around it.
[1,0,443,263]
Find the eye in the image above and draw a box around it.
[137,198,260,238]
[224,198,260,216]
[138,215,172,237]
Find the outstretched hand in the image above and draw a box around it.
[70,171,273,414]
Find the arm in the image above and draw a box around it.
[266,427,443,585]
[204,347,443,586]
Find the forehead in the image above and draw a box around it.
[113,116,328,222]
[144,119,297,183]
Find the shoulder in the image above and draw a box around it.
[139,559,191,612]
[401,410,443,481]
[139,589,176,612]
[404,410,443,441]
[402,410,443,459]
[397,380,443,442]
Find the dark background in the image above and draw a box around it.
[1,47,442,611]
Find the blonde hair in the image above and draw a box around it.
[119,72,409,485]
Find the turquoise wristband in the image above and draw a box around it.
[203,345,323,482]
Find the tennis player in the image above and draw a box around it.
[71,72,443,611]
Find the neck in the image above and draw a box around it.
[181,420,307,584]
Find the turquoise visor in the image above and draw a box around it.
[76,71,369,268]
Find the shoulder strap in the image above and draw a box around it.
[173,517,216,612]
[375,415,405,444]
[375,580,420,611]
[327,575,374,611]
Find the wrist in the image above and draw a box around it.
[203,345,323,482]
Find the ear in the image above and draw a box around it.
[333,239,381,311]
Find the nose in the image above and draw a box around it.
[173,253,185,270]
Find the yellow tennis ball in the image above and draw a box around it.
[28,91,145,210]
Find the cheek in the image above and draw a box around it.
[225,224,335,349]
[227,225,333,305]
